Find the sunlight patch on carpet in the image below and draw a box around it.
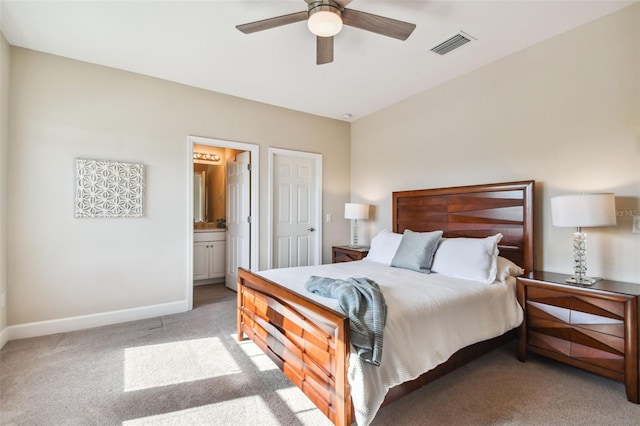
[276,386,331,425]
[124,337,240,392]
[235,334,279,372]
[122,396,278,425]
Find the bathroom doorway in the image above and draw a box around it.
[187,136,259,310]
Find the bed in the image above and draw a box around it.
[237,180,535,425]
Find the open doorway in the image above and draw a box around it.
[187,136,259,310]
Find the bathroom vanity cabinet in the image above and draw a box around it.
[193,230,226,283]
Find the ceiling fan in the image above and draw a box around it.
[236,0,416,65]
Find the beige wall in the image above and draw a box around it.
[8,48,350,326]
[0,33,9,336]
[352,5,640,283]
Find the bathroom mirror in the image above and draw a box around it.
[193,171,206,222]
[193,164,225,224]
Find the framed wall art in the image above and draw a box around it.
[75,159,145,218]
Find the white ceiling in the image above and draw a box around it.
[0,1,636,121]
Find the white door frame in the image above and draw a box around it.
[267,147,322,269]
[186,136,259,309]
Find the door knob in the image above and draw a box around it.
[307,227,315,232]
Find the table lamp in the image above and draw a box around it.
[344,203,369,248]
[550,193,616,285]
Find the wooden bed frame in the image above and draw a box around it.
[237,180,535,425]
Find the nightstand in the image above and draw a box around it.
[517,271,640,403]
[332,245,369,263]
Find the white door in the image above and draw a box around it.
[272,152,320,268]
[226,151,251,290]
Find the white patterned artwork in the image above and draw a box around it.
[75,159,145,218]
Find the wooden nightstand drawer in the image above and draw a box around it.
[528,316,572,341]
[570,310,625,338]
[527,287,626,320]
[529,330,570,355]
[528,286,573,309]
[570,341,625,373]
[571,327,625,355]
[571,296,624,320]
[527,300,570,323]
[332,245,369,263]
[527,300,625,339]
[333,251,358,263]
[528,316,624,352]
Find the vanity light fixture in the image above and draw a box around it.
[193,152,220,162]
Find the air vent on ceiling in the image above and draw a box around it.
[430,32,473,55]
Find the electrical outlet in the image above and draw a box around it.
[633,216,640,234]
[326,213,332,223]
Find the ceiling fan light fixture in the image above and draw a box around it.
[308,3,343,37]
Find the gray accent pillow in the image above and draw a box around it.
[391,229,443,273]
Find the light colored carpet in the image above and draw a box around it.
[1,283,639,425]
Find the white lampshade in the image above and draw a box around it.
[308,8,343,37]
[344,203,369,220]
[551,193,617,228]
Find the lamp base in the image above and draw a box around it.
[565,275,602,286]
[350,219,360,250]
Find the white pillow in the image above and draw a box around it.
[496,256,525,282]
[431,234,503,284]
[363,229,402,265]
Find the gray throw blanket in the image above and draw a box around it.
[305,276,387,366]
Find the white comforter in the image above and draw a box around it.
[257,260,524,426]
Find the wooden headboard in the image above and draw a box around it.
[392,180,535,273]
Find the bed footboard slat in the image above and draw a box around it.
[242,305,336,383]
[242,290,336,374]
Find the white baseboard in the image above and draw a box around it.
[4,300,189,342]
[0,326,8,349]
[193,278,224,286]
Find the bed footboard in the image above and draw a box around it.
[237,267,352,426]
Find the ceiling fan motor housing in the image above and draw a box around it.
[308,0,343,14]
